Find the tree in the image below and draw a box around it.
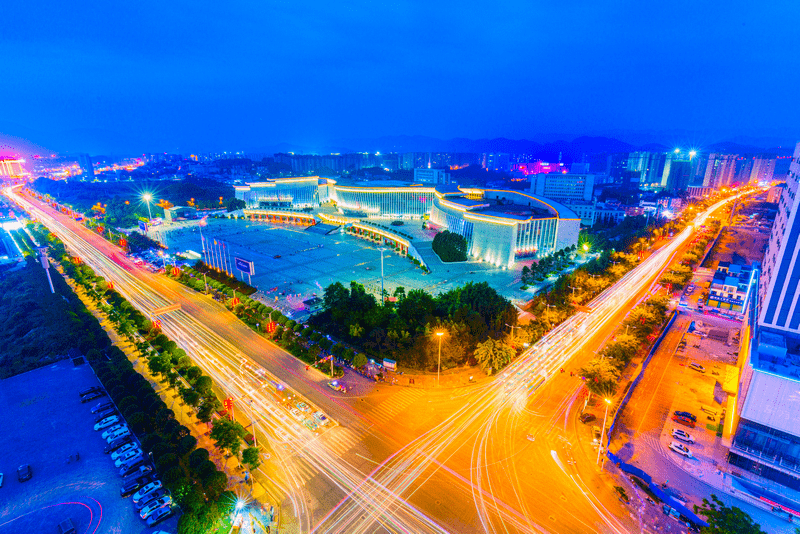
[432,230,468,262]
[197,399,217,423]
[694,494,765,533]
[227,198,246,212]
[209,417,245,457]
[352,352,368,369]
[474,338,515,374]
[242,446,261,470]
[579,358,619,397]
[181,388,201,408]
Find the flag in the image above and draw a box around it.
[214,239,217,245]
[199,215,208,226]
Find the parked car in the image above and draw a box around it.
[579,413,596,424]
[140,496,174,519]
[135,488,170,511]
[105,435,133,454]
[296,402,311,413]
[674,411,697,422]
[289,408,303,421]
[94,409,117,424]
[102,424,128,440]
[79,386,102,397]
[94,415,120,431]
[120,473,156,497]
[672,415,696,428]
[115,450,143,468]
[17,464,32,482]
[119,457,147,477]
[672,428,695,444]
[689,362,706,373]
[91,401,114,414]
[111,443,139,461]
[81,391,107,403]
[57,519,76,534]
[669,441,693,457]
[105,428,131,443]
[146,505,176,527]
[122,465,153,482]
[132,480,163,503]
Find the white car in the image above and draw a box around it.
[296,402,311,413]
[132,480,163,504]
[140,496,173,519]
[671,428,695,444]
[669,441,693,457]
[102,424,128,440]
[111,443,139,460]
[94,415,120,431]
[115,450,143,468]
[289,408,303,421]
[689,362,706,373]
[105,428,130,443]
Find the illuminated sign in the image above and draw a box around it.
[235,257,255,275]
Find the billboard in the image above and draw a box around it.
[138,220,148,233]
[235,256,255,275]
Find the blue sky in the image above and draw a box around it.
[1,0,799,154]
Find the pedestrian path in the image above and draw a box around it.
[366,388,425,421]
[281,427,362,484]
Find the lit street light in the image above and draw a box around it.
[142,193,154,233]
[435,331,444,387]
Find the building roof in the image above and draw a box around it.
[740,370,800,439]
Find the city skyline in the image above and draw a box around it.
[2,1,799,155]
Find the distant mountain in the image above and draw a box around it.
[705,141,793,156]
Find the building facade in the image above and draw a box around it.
[235,177,322,208]
[529,173,594,204]
[728,142,800,490]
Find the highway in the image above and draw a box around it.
[6,185,739,533]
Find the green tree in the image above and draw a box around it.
[580,358,619,397]
[432,230,468,262]
[242,446,261,471]
[352,352,368,369]
[694,494,765,533]
[474,338,515,374]
[209,417,245,457]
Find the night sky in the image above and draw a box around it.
[2,1,799,154]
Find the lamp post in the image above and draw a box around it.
[596,398,612,468]
[436,331,444,387]
[379,247,386,303]
[142,193,153,232]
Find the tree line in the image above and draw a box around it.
[29,223,250,534]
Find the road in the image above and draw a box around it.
[7,185,742,533]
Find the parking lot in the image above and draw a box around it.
[0,361,178,534]
[159,218,529,314]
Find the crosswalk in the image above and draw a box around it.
[285,426,362,484]
[365,388,425,421]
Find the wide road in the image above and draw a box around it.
[8,185,741,533]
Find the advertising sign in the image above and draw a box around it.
[138,220,148,233]
[383,359,397,371]
[234,256,255,275]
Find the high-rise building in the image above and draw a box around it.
[482,153,510,172]
[703,153,738,188]
[0,157,27,178]
[78,154,94,179]
[659,151,692,192]
[728,142,800,490]
[750,156,777,185]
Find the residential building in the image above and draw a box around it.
[687,185,713,199]
[728,142,800,490]
[482,153,511,172]
[750,157,777,185]
[767,183,786,204]
[704,153,738,188]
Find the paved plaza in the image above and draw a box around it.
[161,218,531,316]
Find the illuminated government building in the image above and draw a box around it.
[235,177,580,266]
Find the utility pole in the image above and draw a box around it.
[597,398,612,468]
[436,331,444,387]
[36,246,55,293]
[379,247,386,304]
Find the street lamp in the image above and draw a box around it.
[142,193,154,232]
[435,331,444,387]
[596,398,612,468]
